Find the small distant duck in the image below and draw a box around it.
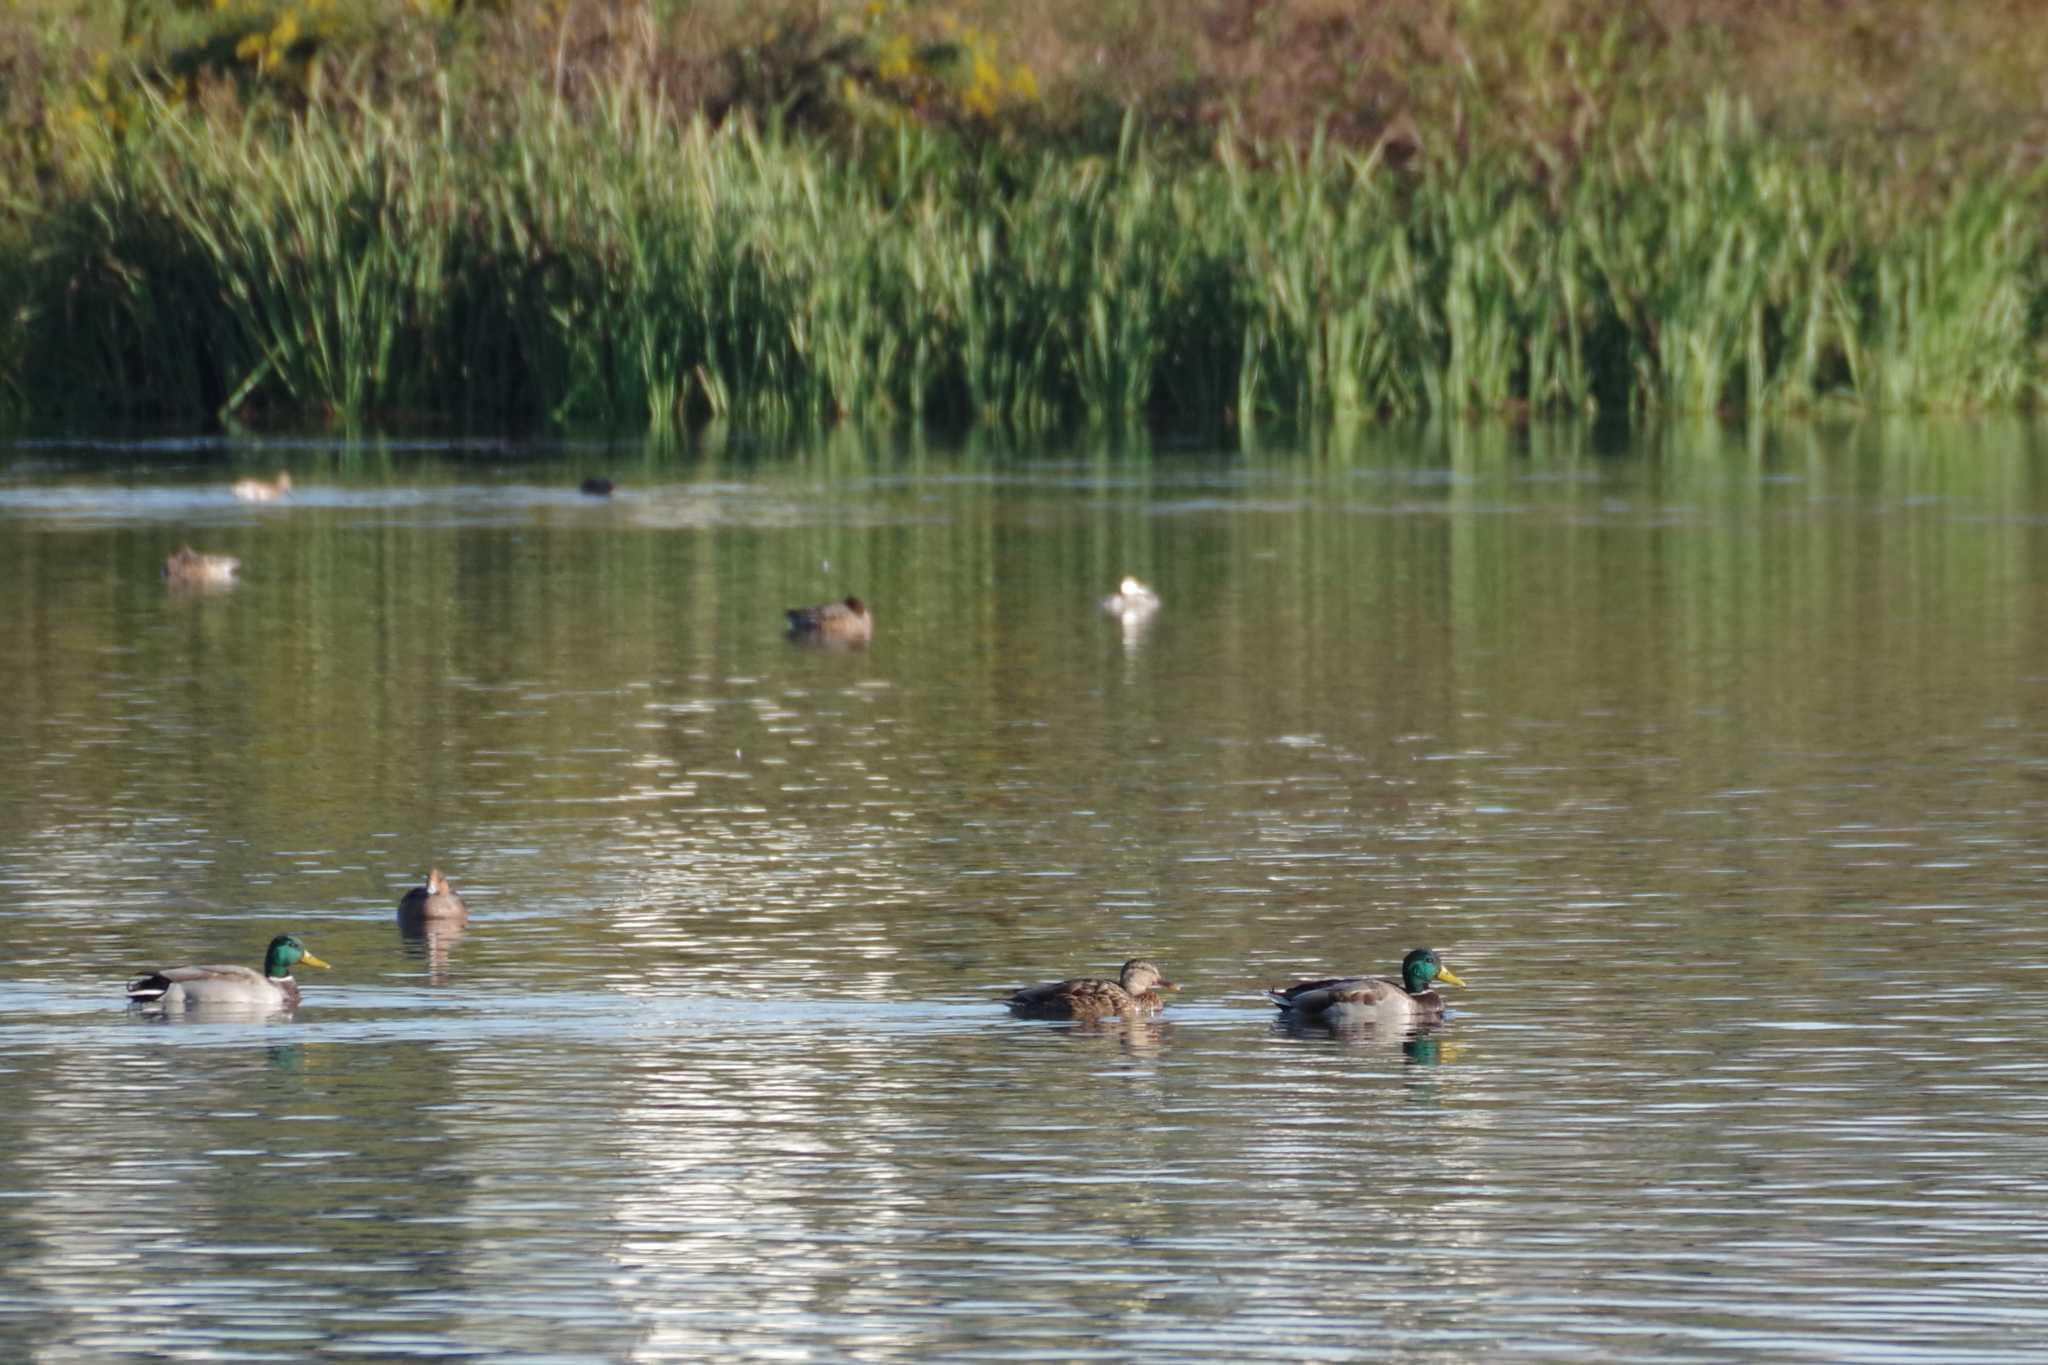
[786,596,872,645]
[580,477,615,496]
[397,867,468,924]
[162,545,240,586]
[127,933,331,1012]
[1008,959,1180,1021]
[1100,575,1161,618]
[1268,947,1467,1029]
[232,472,292,502]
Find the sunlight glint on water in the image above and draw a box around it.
[1,424,2047,1361]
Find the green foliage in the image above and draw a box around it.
[4,80,2048,432]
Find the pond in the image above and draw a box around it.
[2,421,2046,1360]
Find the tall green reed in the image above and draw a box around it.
[4,86,2044,433]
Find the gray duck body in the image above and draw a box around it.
[127,933,330,1012]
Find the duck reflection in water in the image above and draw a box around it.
[1053,1013,1171,1056]
[1272,1009,1451,1052]
[398,917,466,987]
[1403,1033,1458,1066]
[1007,959,1179,1021]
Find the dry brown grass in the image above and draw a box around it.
[965,0,2048,167]
[575,0,2048,173]
[8,0,2048,178]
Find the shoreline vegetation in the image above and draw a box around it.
[2,2,2046,435]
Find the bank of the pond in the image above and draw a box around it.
[1,94,2041,433]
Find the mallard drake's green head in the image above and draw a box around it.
[1401,948,1465,995]
[263,933,331,979]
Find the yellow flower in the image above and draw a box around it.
[877,33,914,83]
[1010,64,1038,101]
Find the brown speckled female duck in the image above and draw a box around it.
[1008,959,1179,1020]
[786,596,872,646]
[398,867,467,925]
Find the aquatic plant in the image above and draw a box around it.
[3,75,2047,432]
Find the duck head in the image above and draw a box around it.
[263,933,331,979]
[1118,959,1179,994]
[1401,947,1466,994]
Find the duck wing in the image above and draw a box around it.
[1269,973,1403,1012]
[1008,976,1132,1017]
[127,963,267,1002]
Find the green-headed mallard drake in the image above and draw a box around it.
[162,545,240,586]
[786,596,872,646]
[126,933,330,1012]
[1100,575,1161,619]
[397,867,467,924]
[1008,958,1179,1020]
[232,472,292,502]
[1268,947,1467,1028]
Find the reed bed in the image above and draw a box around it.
[1,91,2042,431]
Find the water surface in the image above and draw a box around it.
[3,422,2047,1360]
